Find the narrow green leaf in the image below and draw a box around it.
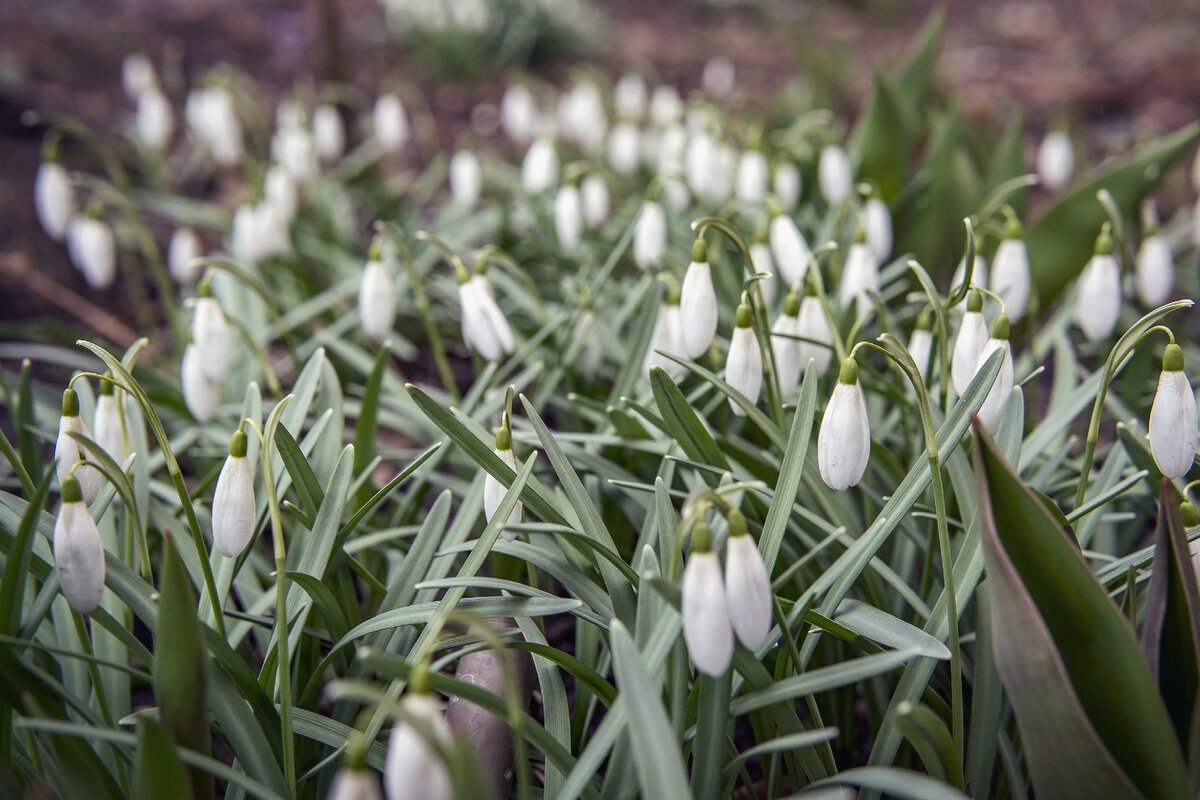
[135,717,191,800]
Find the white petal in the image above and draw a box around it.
[908,329,933,380]
[975,339,1014,432]
[449,150,483,208]
[769,215,810,286]
[1136,235,1174,308]
[35,163,74,241]
[194,297,232,382]
[818,383,871,490]
[724,534,772,649]
[951,256,989,304]
[951,312,988,396]
[374,94,409,152]
[839,243,879,318]
[360,261,397,341]
[328,769,383,800]
[680,262,718,359]
[725,327,763,415]
[483,448,522,540]
[554,185,583,253]
[796,296,833,376]
[54,501,106,613]
[864,197,892,262]
[93,395,132,463]
[1149,371,1198,479]
[736,150,768,203]
[213,455,256,557]
[1074,254,1121,342]
[312,104,345,162]
[472,277,515,356]
[771,313,802,397]
[748,243,776,306]
[817,145,852,205]
[55,416,102,503]
[384,695,452,800]
[581,174,609,229]
[992,239,1031,322]
[181,344,221,422]
[1037,131,1073,191]
[521,137,558,193]
[168,227,202,283]
[681,551,733,676]
[136,86,174,150]
[633,201,666,269]
[773,162,801,210]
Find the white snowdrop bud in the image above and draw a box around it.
[193,284,233,383]
[54,476,106,613]
[168,227,202,283]
[818,358,871,491]
[681,521,733,676]
[614,73,647,120]
[122,53,154,100]
[863,195,892,262]
[500,84,537,144]
[684,131,716,200]
[796,285,834,376]
[769,213,811,286]
[773,162,801,211]
[580,174,609,229]
[93,379,132,463]
[771,292,804,399]
[679,239,718,359]
[136,84,173,151]
[1149,343,1197,479]
[1074,226,1121,342]
[952,290,988,396]
[975,315,1015,432]
[710,141,738,206]
[67,215,117,290]
[359,257,396,342]
[908,310,934,380]
[553,183,583,253]
[189,87,243,167]
[724,510,772,649]
[608,121,641,176]
[230,203,258,266]
[702,56,736,98]
[212,429,256,557]
[633,200,667,269]
[35,161,74,242]
[1037,130,1073,191]
[328,767,383,800]
[726,302,763,414]
[1135,227,1174,308]
[649,85,682,126]
[181,343,220,422]
[521,136,558,194]
[818,145,852,205]
[646,288,685,375]
[459,273,515,362]
[448,150,482,208]
[55,389,101,503]
[312,104,345,163]
[839,228,880,318]
[736,149,768,203]
[559,81,607,153]
[748,239,776,307]
[992,213,1032,322]
[374,94,409,152]
[483,428,522,541]
[273,123,317,185]
[384,691,453,800]
[263,167,298,230]
[656,123,687,177]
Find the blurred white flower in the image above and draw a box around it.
[136,85,174,151]
[384,694,452,800]
[992,233,1031,322]
[975,315,1014,432]
[736,149,768,203]
[817,145,852,205]
[818,358,871,491]
[773,162,800,211]
[645,291,684,375]
[181,343,220,422]
[312,104,345,163]
[701,56,736,98]
[449,150,483,208]
[608,122,641,176]
[748,240,776,307]
[359,259,396,341]
[553,183,583,253]
[54,476,106,614]
[575,309,603,378]
[1135,231,1174,308]
[193,290,232,383]
[328,768,383,800]
[521,136,559,194]
[1037,130,1073,191]
[122,53,154,100]
[769,213,811,286]
[771,293,803,398]
[264,165,298,224]
[839,233,880,318]
[796,290,834,377]
[374,94,409,152]
[908,312,934,380]
[186,86,243,166]
[273,122,317,185]
[501,84,538,144]
[67,216,117,290]
[649,85,682,126]
[459,274,514,362]
[93,382,133,463]
[633,200,666,269]
[35,161,74,242]
[580,174,609,229]
[724,513,772,650]
[863,195,892,262]
[614,73,647,121]
[213,429,256,557]
[1149,343,1197,479]
[168,227,202,284]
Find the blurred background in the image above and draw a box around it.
[2,0,1199,329]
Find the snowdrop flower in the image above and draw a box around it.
[748,231,777,307]
[1037,130,1073,191]
[646,287,684,375]
[769,212,811,286]
[726,301,763,414]
[93,379,131,463]
[608,121,641,176]
[500,83,537,144]
[459,273,514,362]
[448,149,482,208]
[991,213,1032,322]
[186,86,243,166]
[553,182,583,253]
[181,343,220,422]
[55,388,101,503]
[795,281,834,376]
[312,104,345,163]
[952,290,988,395]
[1135,221,1173,308]
[273,122,317,185]
[680,238,718,359]
[136,84,174,151]
[839,227,880,318]
[67,215,117,290]
[559,81,607,153]
[863,192,892,263]
[483,426,522,541]
[359,255,396,341]
[1074,225,1121,342]
[264,165,298,225]
[614,73,647,120]
[168,227,201,283]
[122,53,154,100]
[681,520,733,676]
[702,56,736,98]
[328,767,383,800]
[724,510,771,650]
[633,199,666,269]
[384,690,452,800]
[975,314,1015,432]
[908,309,934,380]
[656,123,687,178]
[684,131,717,201]
[521,136,558,194]
[818,358,871,491]
[818,145,852,205]
[54,475,106,613]
[212,428,256,557]
[649,85,682,126]
[374,94,409,152]
[35,160,74,242]
[1148,343,1197,479]
[771,292,804,397]
[581,173,609,229]
[773,162,801,211]
[193,282,232,383]
[736,149,768,204]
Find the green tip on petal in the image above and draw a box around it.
[229,429,248,458]
[727,508,748,537]
[916,308,933,331]
[61,475,83,504]
[838,357,859,385]
[62,388,79,417]
[991,314,1011,340]
[495,426,512,451]
[1002,206,1023,239]
[853,225,867,245]
[1163,342,1185,373]
[967,289,983,313]
[1182,500,1199,527]
[665,285,681,305]
[783,292,801,316]
[735,303,753,328]
[691,237,708,264]
[691,519,713,553]
[1094,223,1114,256]
[753,216,769,243]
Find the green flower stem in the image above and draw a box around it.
[71,612,114,727]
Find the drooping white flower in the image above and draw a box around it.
[193,287,232,383]
[272,122,317,185]
[374,94,409,152]
[724,511,772,650]
[608,122,641,176]
[646,289,684,375]
[93,381,132,463]
[839,230,880,318]
[649,85,682,126]
[359,259,396,341]
[1136,229,1174,308]
[459,274,514,362]
[748,239,777,307]
[684,130,717,201]
[328,767,383,800]
[679,239,718,359]
[181,344,220,422]
[796,289,834,377]
[168,227,202,283]
[771,293,803,398]
[726,301,763,414]
[186,86,243,166]
[122,53,154,100]
[67,216,117,290]
[448,150,482,208]
[952,290,988,395]
[136,85,174,151]
[681,524,733,676]
[1149,343,1197,479]
[384,693,452,800]
[633,200,666,269]
[1074,227,1121,342]
[656,123,687,177]
[773,162,801,211]
[908,310,934,380]
[992,239,1031,325]
[312,104,345,163]
[817,145,852,205]
[769,213,811,286]
[580,174,609,229]
[553,183,583,253]
[54,476,106,613]
[614,73,647,121]
[736,149,768,203]
[35,161,74,242]
[975,315,1015,432]
[483,429,522,541]
[55,388,101,503]
[264,165,298,225]
[521,136,558,194]
[500,83,537,144]
[818,358,871,491]
[863,195,892,263]
[1037,130,1073,191]
[558,80,607,154]
[702,56,736,98]
[212,429,256,557]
